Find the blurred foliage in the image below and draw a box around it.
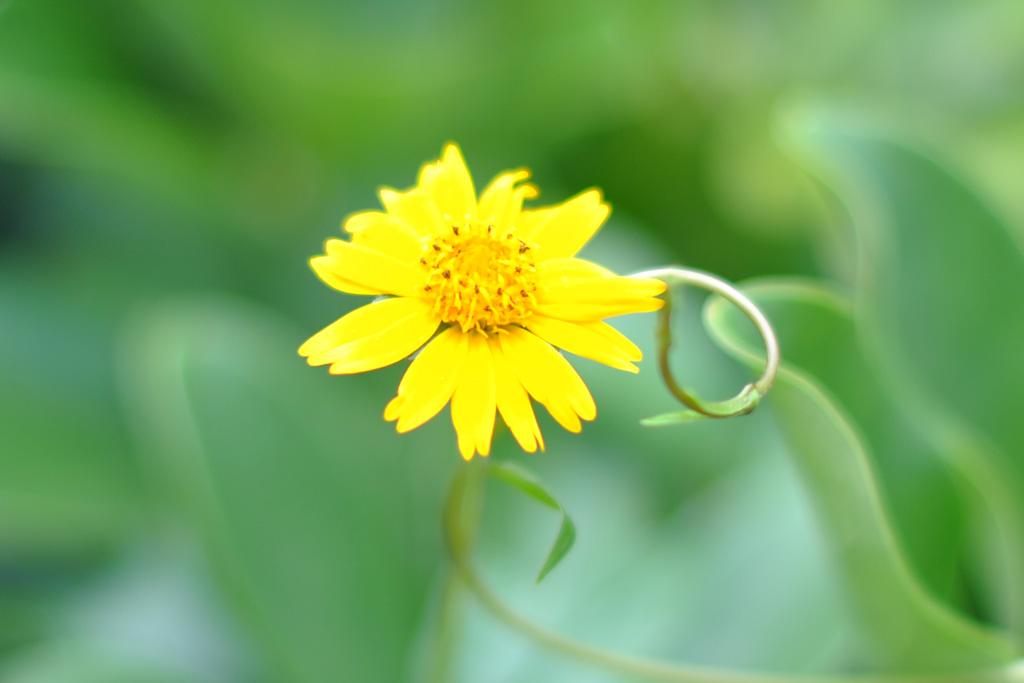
[1,0,1024,681]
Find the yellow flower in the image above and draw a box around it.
[300,144,666,460]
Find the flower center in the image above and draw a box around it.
[419,223,539,333]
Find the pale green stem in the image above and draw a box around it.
[444,465,1024,683]
[420,571,465,683]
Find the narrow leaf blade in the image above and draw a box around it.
[488,463,577,584]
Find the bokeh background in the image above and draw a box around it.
[3,1,1024,681]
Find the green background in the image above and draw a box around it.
[2,1,1024,681]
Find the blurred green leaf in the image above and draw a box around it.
[703,280,970,601]
[739,278,1024,637]
[119,296,446,683]
[640,387,759,426]
[0,70,220,212]
[0,642,208,683]
[705,279,1018,671]
[780,106,1024,456]
[780,109,1024,634]
[0,275,138,558]
[488,463,577,584]
[639,410,712,426]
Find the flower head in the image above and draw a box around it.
[300,144,665,460]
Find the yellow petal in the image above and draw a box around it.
[384,395,404,422]
[450,333,496,460]
[300,298,439,374]
[536,270,666,321]
[343,211,387,234]
[534,299,664,321]
[477,170,538,233]
[490,338,544,452]
[388,327,466,433]
[524,316,641,373]
[417,157,443,189]
[499,327,596,433]
[310,256,381,295]
[518,189,609,260]
[536,257,616,282]
[322,239,423,296]
[343,212,425,264]
[540,274,666,303]
[379,187,448,237]
[300,297,414,358]
[318,301,437,370]
[420,144,476,223]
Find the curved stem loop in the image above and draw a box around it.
[442,464,1024,683]
[633,267,780,420]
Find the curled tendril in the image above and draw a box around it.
[632,268,780,424]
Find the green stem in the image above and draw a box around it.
[420,571,466,683]
[423,461,489,683]
[442,465,1024,683]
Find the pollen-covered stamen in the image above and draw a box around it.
[419,223,540,333]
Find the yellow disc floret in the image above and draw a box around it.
[420,223,539,334]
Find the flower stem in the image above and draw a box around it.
[420,570,466,683]
[442,465,1024,683]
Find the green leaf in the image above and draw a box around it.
[0,275,139,559]
[488,463,577,584]
[704,279,975,604]
[639,410,712,426]
[118,296,445,683]
[780,107,1024,635]
[641,390,759,427]
[780,108,1024,458]
[704,278,1018,672]
[0,642,209,683]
